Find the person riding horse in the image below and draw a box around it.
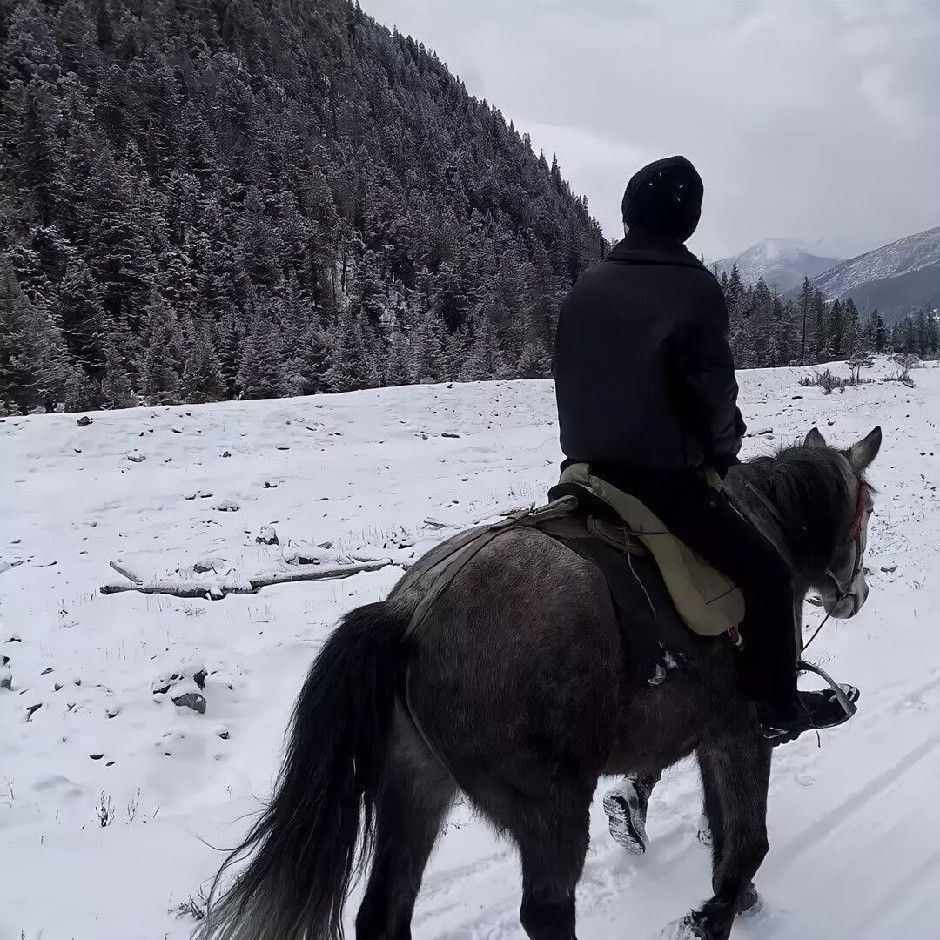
[553,155,854,743]
[202,158,881,940]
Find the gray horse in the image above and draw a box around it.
[201,426,881,940]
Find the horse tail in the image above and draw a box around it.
[200,600,408,940]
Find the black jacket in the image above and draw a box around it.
[553,232,745,474]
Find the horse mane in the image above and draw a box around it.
[735,445,855,569]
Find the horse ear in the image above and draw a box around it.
[848,426,882,472]
[804,427,827,448]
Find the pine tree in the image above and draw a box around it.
[914,309,939,356]
[63,368,100,412]
[181,319,225,403]
[138,294,183,405]
[0,258,70,413]
[798,276,813,363]
[238,317,286,399]
[811,290,828,362]
[865,310,888,353]
[844,298,862,356]
[100,340,137,409]
[828,299,846,358]
[56,260,105,373]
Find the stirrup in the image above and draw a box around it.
[798,660,858,719]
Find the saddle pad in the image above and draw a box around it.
[558,464,745,637]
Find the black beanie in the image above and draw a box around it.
[621,156,703,242]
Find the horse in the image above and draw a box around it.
[200,425,882,940]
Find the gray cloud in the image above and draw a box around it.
[362,0,940,260]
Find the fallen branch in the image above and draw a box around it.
[250,560,393,588]
[100,559,397,600]
[109,559,142,583]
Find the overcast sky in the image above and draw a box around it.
[361,0,940,262]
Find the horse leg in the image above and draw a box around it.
[356,703,456,940]
[510,786,594,940]
[698,753,724,860]
[686,738,771,940]
[468,774,593,940]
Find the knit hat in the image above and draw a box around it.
[621,156,703,242]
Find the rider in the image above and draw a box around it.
[553,155,851,743]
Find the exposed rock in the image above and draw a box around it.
[76,415,93,426]
[152,673,183,696]
[193,669,207,690]
[172,692,207,715]
[256,525,279,545]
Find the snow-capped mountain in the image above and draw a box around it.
[713,238,841,293]
[810,226,940,322]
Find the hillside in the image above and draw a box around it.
[0,0,604,414]
[714,238,841,294]
[811,226,940,322]
[2,359,938,938]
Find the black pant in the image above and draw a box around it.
[595,465,798,708]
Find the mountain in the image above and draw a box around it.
[809,227,940,323]
[713,238,841,293]
[0,0,604,414]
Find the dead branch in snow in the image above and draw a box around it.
[100,559,397,600]
[109,560,143,583]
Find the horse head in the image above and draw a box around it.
[803,425,882,619]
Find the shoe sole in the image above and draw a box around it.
[603,789,648,855]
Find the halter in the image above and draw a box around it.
[824,479,871,598]
[849,479,871,540]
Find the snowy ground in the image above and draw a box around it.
[2,358,938,940]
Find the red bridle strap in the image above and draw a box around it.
[850,480,870,539]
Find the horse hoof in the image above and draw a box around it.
[603,784,648,855]
[735,882,762,915]
[656,916,697,939]
[680,905,734,940]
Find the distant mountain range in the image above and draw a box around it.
[712,239,841,294]
[808,227,940,323]
[714,228,940,323]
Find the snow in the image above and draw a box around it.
[2,358,939,939]
[813,225,940,298]
[713,238,841,293]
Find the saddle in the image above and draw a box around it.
[400,467,743,648]
[549,463,745,637]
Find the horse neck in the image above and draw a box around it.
[727,451,851,579]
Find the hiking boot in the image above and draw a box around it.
[758,685,860,746]
[603,778,650,854]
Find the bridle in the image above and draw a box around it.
[824,478,871,600]
[740,472,872,618]
[741,473,871,721]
